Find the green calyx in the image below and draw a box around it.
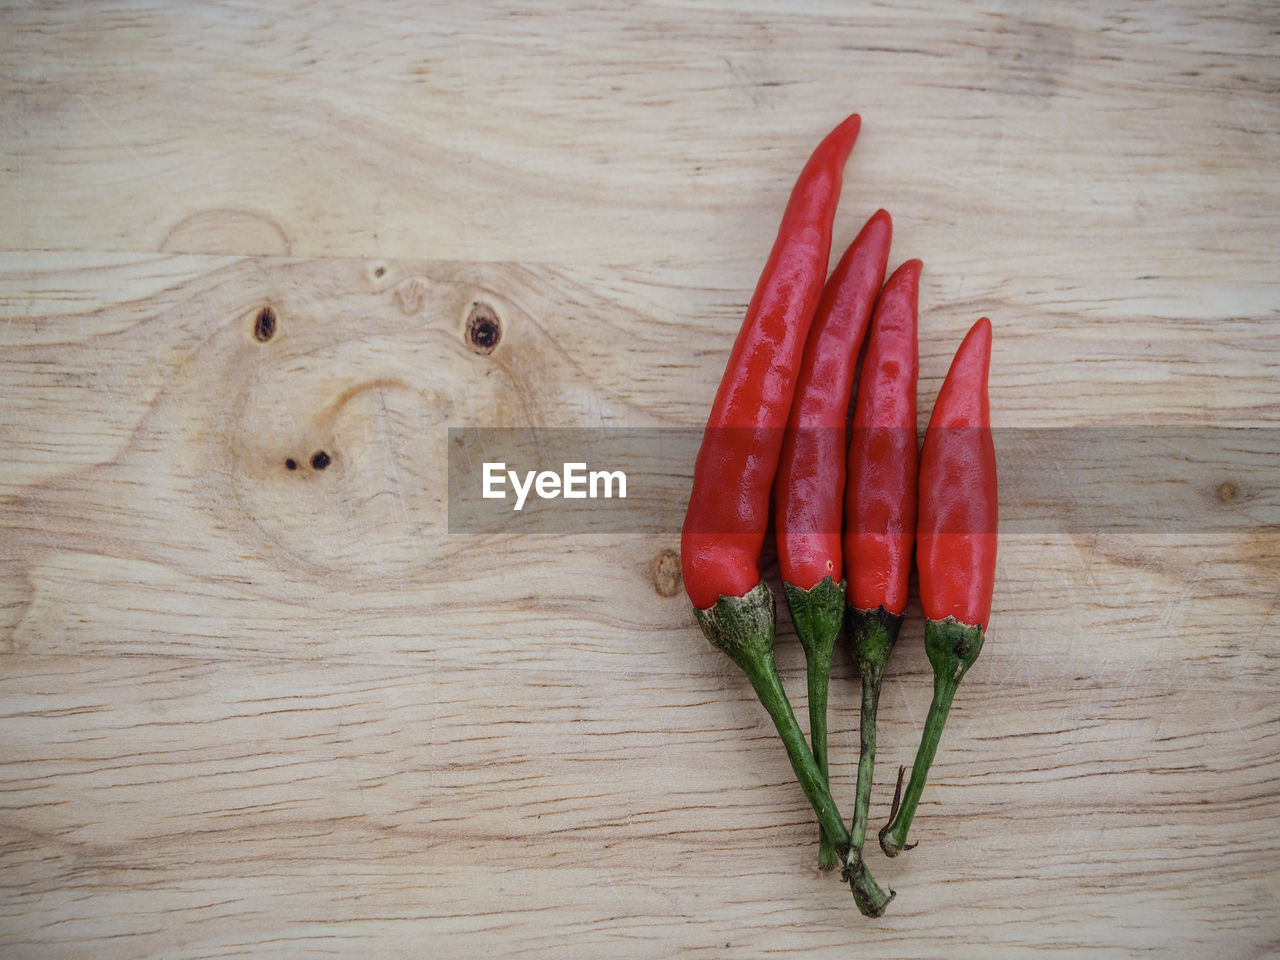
[783,577,847,871]
[783,576,846,665]
[926,614,985,686]
[848,605,903,680]
[693,580,777,672]
[693,581,852,861]
[879,617,985,858]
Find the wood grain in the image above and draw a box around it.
[2,2,1279,958]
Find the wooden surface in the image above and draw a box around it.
[2,2,1278,957]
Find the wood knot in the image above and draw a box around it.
[651,549,681,597]
[253,306,277,342]
[394,277,429,315]
[466,302,502,355]
[1217,481,1238,503]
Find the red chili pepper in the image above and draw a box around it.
[916,316,998,627]
[775,209,891,592]
[682,113,861,611]
[845,258,922,616]
[773,208,891,871]
[880,316,997,859]
[841,257,921,916]
[681,115,862,862]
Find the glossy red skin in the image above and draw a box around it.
[845,258,921,614]
[774,210,892,591]
[916,318,997,627]
[682,114,861,610]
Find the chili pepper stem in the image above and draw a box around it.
[878,616,985,857]
[694,582,852,860]
[843,858,894,919]
[782,577,845,870]
[841,606,902,916]
[741,646,853,862]
[853,668,886,852]
[804,652,837,870]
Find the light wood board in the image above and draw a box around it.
[2,2,1278,957]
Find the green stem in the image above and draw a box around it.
[844,606,901,917]
[783,578,844,870]
[851,666,882,853]
[740,651,851,854]
[694,581,851,859]
[878,676,954,856]
[879,617,985,857]
[844,858,893,919]
[805,647,834,868]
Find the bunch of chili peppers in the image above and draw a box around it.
[682,115,997,917]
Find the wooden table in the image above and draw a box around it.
[3,3,1277,957]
